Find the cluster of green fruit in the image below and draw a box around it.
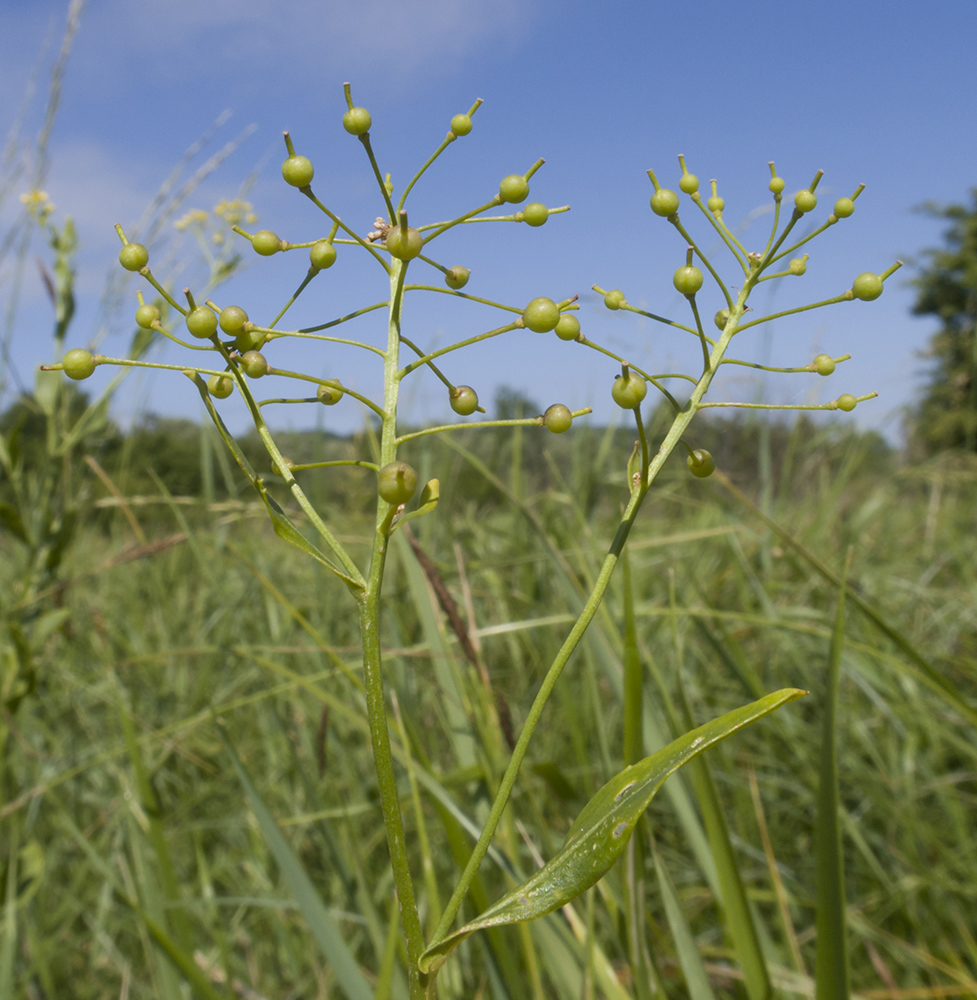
[57,93,894,502]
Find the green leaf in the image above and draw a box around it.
[419,688,805,973]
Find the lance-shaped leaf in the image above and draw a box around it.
[419,687,805,974]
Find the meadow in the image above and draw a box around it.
[2,411,975,999]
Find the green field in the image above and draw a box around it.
[3,413,975,999]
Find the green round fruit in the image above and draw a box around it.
[604,289,625,310]
[794,190,818,213]
[445,265,470,289]
[714,308,730,331]
[554,313,581,341]
[679,173,699,194]
[135,304,160,329]
[650,188,680,216]
[343,107,372,135]
[317,379,344,405]
[836,393,857,412]
[309,240,337,270]
[239,350,269,378]
[252,230,282,256]
[813,353,836,376]
[218,305,249,335]
[377,461,417,505]
[119,243,149,271]
[673,265,704,296]
[499,174,529,204]
[611,371,648,409]
[281,155,314,187]
[543,403,573,433]
[852,272,883,301]
[523,297,561,333]
[385,226,423,261]
[450,113,472,136]
[789,257,807,275]
[62,348,95,380]
[707,195,725,213]
[833,197,855,218]
[687,449,716,478]
[769,177,786,195]
[235,326,263,353]
[521,202,548,227]
[449,385,478,415]
[186,306,218,339]
[208,374,234,398]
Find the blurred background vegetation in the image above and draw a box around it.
[2,8,976,999]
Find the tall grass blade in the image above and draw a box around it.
[652,845,718,1000]
[815,550,851,999]
[218,723,373,1000]
[715,470,977,727]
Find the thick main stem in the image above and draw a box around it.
[359,259,427,999]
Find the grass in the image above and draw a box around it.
[2,417,976,999]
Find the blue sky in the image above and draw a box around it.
[2,0,974,443]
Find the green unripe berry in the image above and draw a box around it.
[499,174,529,204]
[794,190,818,213]
[218,305,249,335]
[317,379,344,405]
[239,350,269,378]
[343,107,371,135]
[377,461,417,505]
[612,371,648,409]
[523,297,561,333]
[450,113,472,136]
[714,308,730,331]
[833,197,855,218]
[679,173,699,194]
[852,272,883,301]
[252,230,282,256]
[554,313,581,341]
[521,202,549,227]
[687,449,716,478]
[707,195,725,213]
[62,348,95,380]
[650,188,680,217]
[135,304,160,329]
[769,177,786,195]
[385,226,423,261]
[449,385,479,415]
[281,155,314,187]
[235,327,263,353]
[186,306,218,339]
[119,243,149,271]
[208,374,234,398]
[604,289,625,310]
[836,393,857,412]
[309,240,337,270]
[813,354,836,376]
[673,265,703,296]
[543,403,573,434]
[445,265,470,289]
[788,257,807,276]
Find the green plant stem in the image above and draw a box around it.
[359,257,427,999]
[397,411,592,445]
[736,292,853,333]
[431,279,755,954]
[297,300,390,336]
